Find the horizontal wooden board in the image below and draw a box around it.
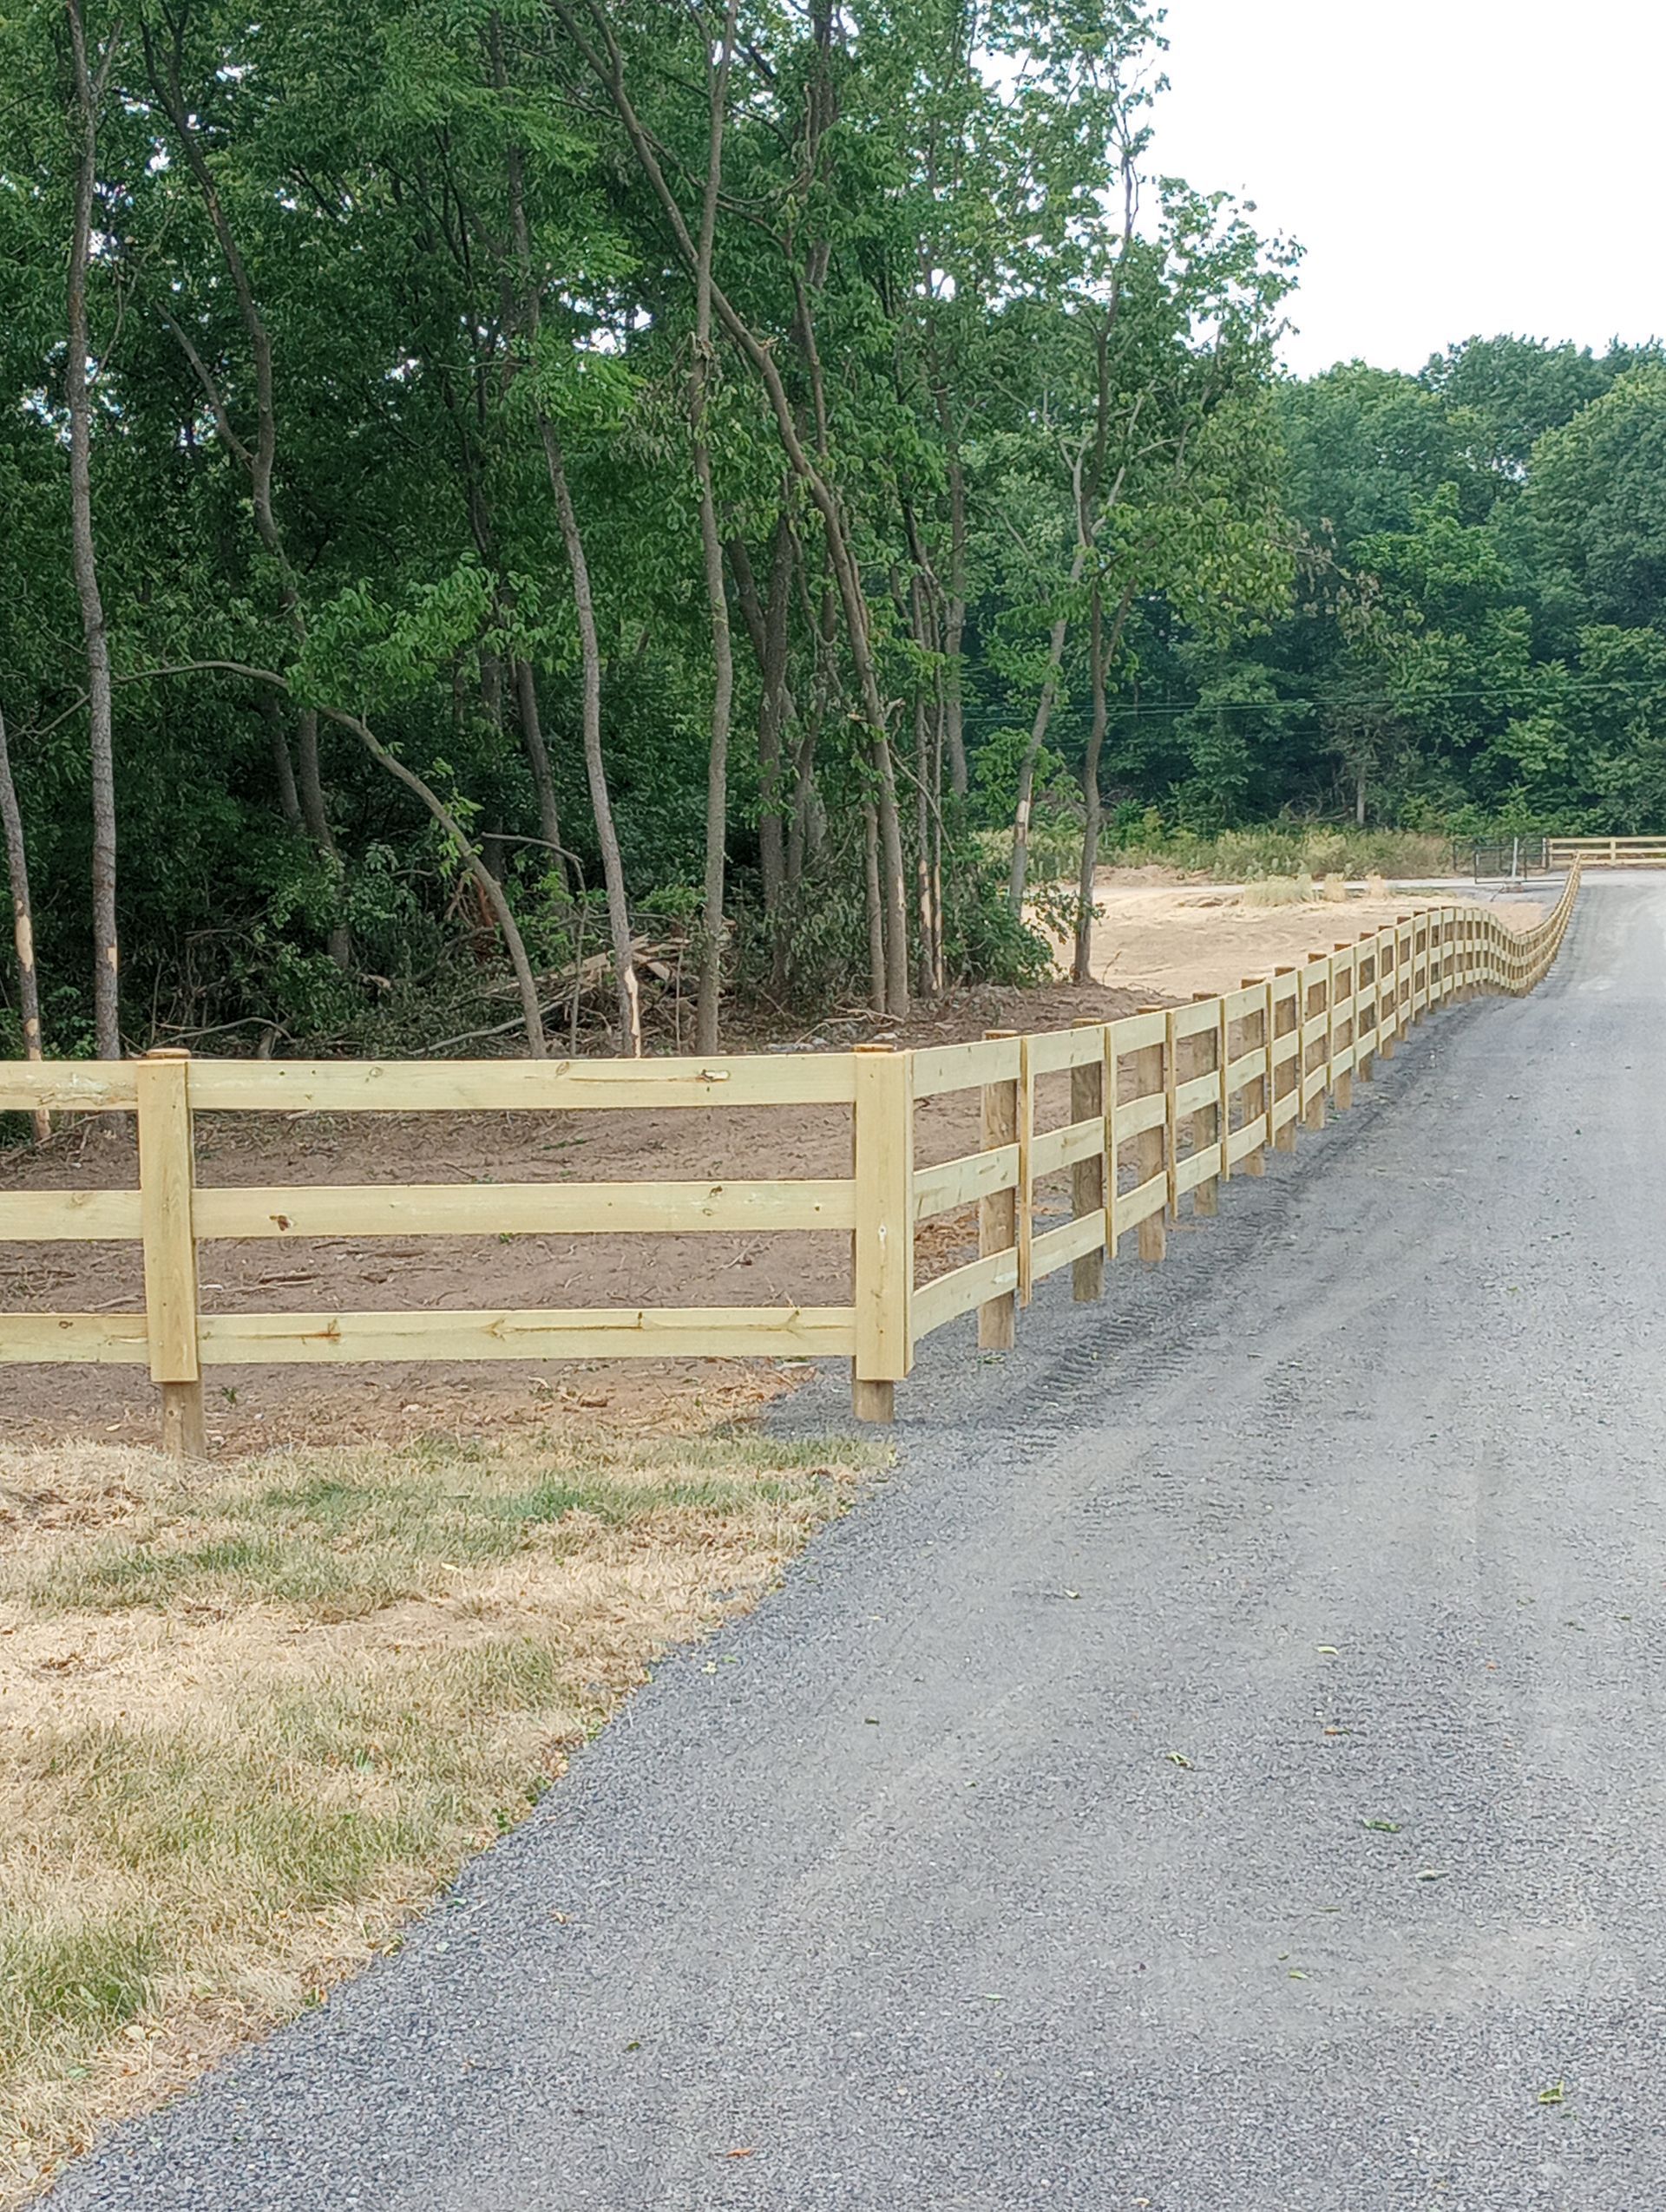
[1113,1091,1166,1141]
[1300,1068,1328,1108]
[1109,1011,1167,1054]
[1301,1013,1330,1046]
[187,1054,858,1115]
[1223,985,1264,1019]
[1269,1033,1302,1069]
[1029,1117,1103,1181]
[1113,1171,1169,1236]
[913,1144,1018,1221]
[0,1312,150,1364]
[197,1305,856,1365]
[0,1188,142,1241]
[1171,1000,1222,1041]
[1173,1144,1223,1197]
[1174,1071,1219,1116]
[193,1178,855,1240]
[1028,1209,1109,1285]
[911,1037,1020,1098]
[911,1248,1020,1339]
[0,1063,141,1113]
[1224,1049,1265,1094]
[1024,1026,1105,1077]
[1271,1093,1301,1130]
[1226,1122,1265,1167]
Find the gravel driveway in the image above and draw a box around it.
[48,873,1662,2211]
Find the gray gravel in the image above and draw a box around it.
[49,874,1666,2211]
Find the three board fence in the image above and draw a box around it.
[1545,835,1666,867]
[0,873,1581,1450]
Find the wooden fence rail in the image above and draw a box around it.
[1545,836,1666,868]
[0,869,1581,1450]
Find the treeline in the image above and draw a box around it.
[0,1,1658,1066]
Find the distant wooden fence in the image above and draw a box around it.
[0,872,1581,1451]
[1546,836,1666,867]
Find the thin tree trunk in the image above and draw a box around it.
[1073,582,1137,985]
[324,707,548,1057]
[1008,561,1083,915]
[551,0,910,1014]
[863,800,884,1016]
[65,0,120,1062]
[515,656,567,884]
[941,430,969,798]
[259,692,305,833]
[692,0,738,1054]
[294,709,351,969]
[0,706,49,1141]
[541,422,640,1052]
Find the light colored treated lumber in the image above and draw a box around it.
[136,1052,201,1398]
[1032,1207,1110,1287]
[187,1053,859,1114]
[0,1188,141,1240]
[1115,1170,1168,1238]
[1173,1070,1219,1117]
[1174,1144,1224,1199]
[1028,1116,1105,1181]
[1171,998,1222,1042]
[1189,992,1221,1218]
[193,1178,856,1240]
[1226,1121,1266,1168]
[915,1247,1021,1338]
[1109,1009,1167,1055]
[1025,1024,1106,1076]
[915,1144,1018,1222]
[0,1063,140,1114]
[976,1031,1019,1351]
[1134,1020,1167,1262]
[851,1045,912,1413]
[161,1380,207,1457]
[1272,965,1299,1152]
[198,1305,858,1364]
[1224,1048,1265,1093]
[1071,1021,1106,1303]
[1017,1037,1036,1306]
[1115,1091,1167,1141]
[912,1034,1022,1098]
[0,1312,150,1363]
[1302,957,1328,1133]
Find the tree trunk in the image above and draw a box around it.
[1073,581,1137,985]
[328,707,548,1058]
[0,706,49,1141]
[65,0,120,1063]
[1355,757,1368,827]
[515,656,568,887]
[259,694,305,833]
[1072,587,1106,985]
[541,421,640,1053]
[941,435,969,798]
[692,0,738,1055]
[863,800,885,1016]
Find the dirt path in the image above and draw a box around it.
[44,874,1660,2209]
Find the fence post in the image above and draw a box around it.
[1236,977,1269,1175]
[1273,966,1299,1150]
[136,1048,205,1458]
[1303,952,1328,1132]
[851,1044,912,1424]
[1190,992,1219,1217]
[1134,1011,1167,1261]
[1071,1020,1106,1302]
[1331,943,1354,1111]
[1356,934,1377,1082]
[977,1030,1018,1351]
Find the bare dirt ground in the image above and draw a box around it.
[0,888,1541,1452]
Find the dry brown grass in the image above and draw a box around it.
[0,1422,878,2203]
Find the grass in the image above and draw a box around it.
[0,1423,879,2202]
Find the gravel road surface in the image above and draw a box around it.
[49,874,1663,2211]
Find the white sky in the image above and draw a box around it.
[1147,0,1666,376]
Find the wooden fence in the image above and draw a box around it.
[0,871,1580,1450]
[1545,835,1666,867]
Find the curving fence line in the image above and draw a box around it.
[0,869,1581,1449]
